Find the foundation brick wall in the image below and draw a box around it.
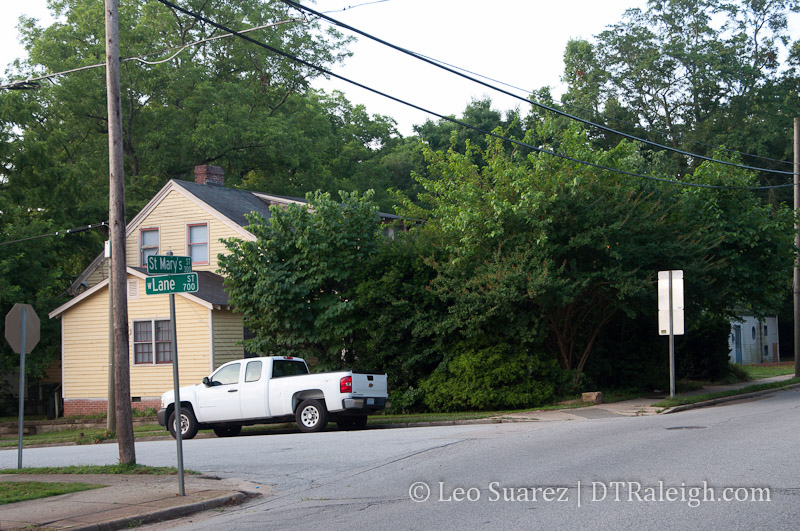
[64,398,161,417]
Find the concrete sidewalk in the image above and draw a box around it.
[0,374,795,530]
[0,472,264,531]
[494,373,798,422]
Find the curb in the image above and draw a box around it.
[67,491,256,531]
[660,382,800,414]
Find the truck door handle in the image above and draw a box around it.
[228,389,238,393]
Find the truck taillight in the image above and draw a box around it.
[340,375,352,393]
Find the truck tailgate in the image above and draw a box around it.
[351,373,388,396]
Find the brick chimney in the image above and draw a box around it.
[194,164,225,186]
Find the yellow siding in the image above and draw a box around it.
[61,274,215,399]
[86,259,109,288]
[212,310,244,369]
[126,189,245,272]
[126,276,213,396]
[62,288,110,399]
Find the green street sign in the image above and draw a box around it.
[145,273,199,295]
[147,255,192,275]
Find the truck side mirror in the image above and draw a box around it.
[202,377,210,386]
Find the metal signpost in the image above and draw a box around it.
[145,253,198,496]
[5,303,41,469]
[658,270,684,398]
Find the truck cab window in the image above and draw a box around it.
[272,360,309,378]
[211,363,241,385]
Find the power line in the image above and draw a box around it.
[0,222,108,247]
[404,49,794,168]
[0,19,302,91]
[153,0,793,191]
[321,0,393,14]
[283,0,798,178]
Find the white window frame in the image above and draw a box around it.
[187,222,209,266]
[139,227,160,267]
[132,319,172,365]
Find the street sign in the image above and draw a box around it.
[658,270,684,335]
[145,273,199,295]
[4,303,40,354]
[147,255,192,275]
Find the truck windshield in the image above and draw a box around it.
[272,359,309,378]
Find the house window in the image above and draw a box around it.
[140,228,159,267]
[188,223,209,265]
[133,319,172,364]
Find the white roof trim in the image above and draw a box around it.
[49,277,109,318]
[251,192,306,207]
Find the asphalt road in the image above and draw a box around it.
[3,389,799,530]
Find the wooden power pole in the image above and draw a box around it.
[105,0,135,464]
[795,118,800,378]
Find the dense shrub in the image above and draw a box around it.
[675,313,733,381]
[419,343,566,412]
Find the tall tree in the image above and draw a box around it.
[0,0,384,388]
[219,191,382,368]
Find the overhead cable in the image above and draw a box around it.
[0,19,301,91]
[0,222,108,247]
[406,49,794,168]
[153,0,794,190]
[282,0,798,178]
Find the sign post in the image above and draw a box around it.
[5,303,41,469]
[145,253,198,496]
[658,270,684,398]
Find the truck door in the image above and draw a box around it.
[196,362,242,422]
[240,359,269,419]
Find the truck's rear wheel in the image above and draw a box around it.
[296,399,328,433]
[168,408,198,440]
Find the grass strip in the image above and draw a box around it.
[0,481,104,505]
[0,423,167,448]
[653,377,800,408]
[740,363,795,379]
[0,464,193,475]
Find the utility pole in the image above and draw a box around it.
[107,241,115,434]
[794,118,800,378]
[105,0,135,464]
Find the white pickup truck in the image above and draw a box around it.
[157,356,389,438]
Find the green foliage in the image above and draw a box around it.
[350,227,447,390]
[219,190,382,367]
[419,342,565,412]
[585,0,800,180]
[1,0,409,385]
[675,313,735,382]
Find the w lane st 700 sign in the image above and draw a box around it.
[145,255,198,295]
[145,273,199,295]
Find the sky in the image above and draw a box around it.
[0,1,796,136]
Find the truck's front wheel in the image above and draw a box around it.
[168,408,199,440]
[296,399,328,433]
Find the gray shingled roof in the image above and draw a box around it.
[173,179,403,223]
[172,179,275,228]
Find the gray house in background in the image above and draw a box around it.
[728,315,779,365]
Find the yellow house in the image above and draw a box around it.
[49,165,402,416]
[49,165,284,415]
